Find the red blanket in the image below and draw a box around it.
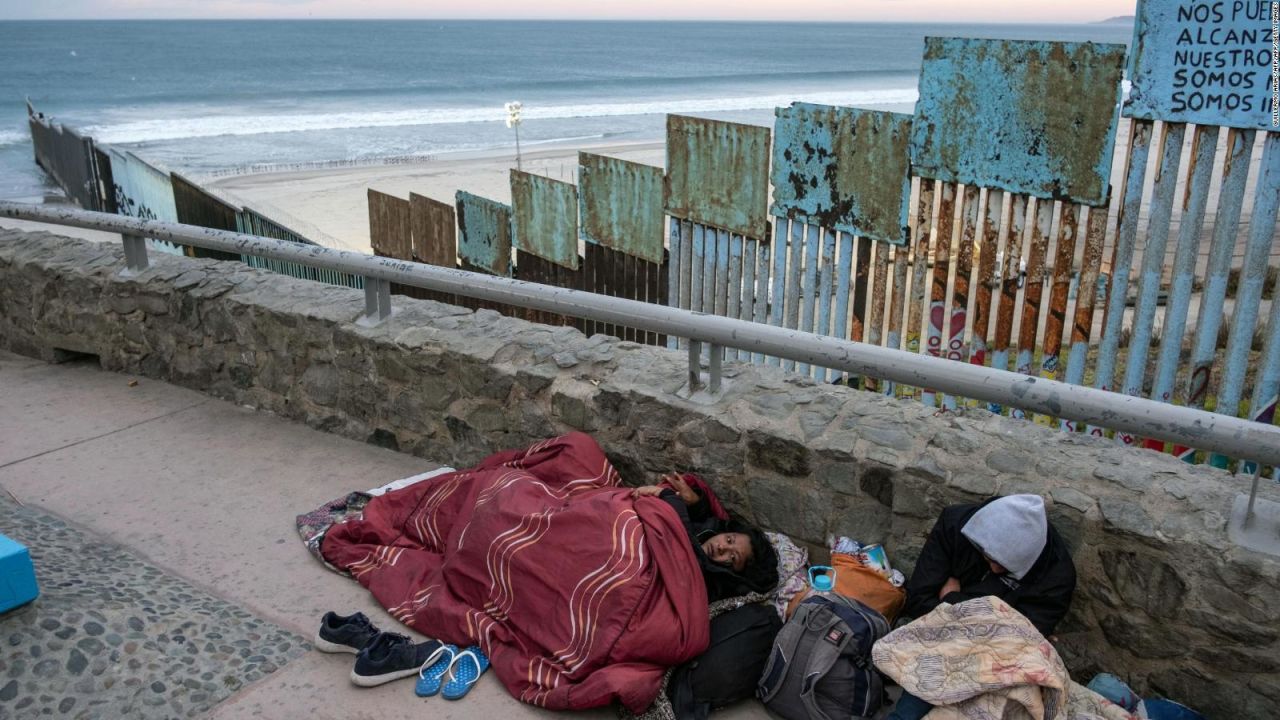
[321,432,710,711]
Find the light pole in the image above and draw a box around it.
[505,101,523,171]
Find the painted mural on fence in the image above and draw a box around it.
[665,115,771,240]
[511,170,579,270]
[911,38,1126,206]
[1126,0,1278,129]
[455,190,512,277]
[106,149,184,256]
[771,103,912,245]
[578,152,664,265]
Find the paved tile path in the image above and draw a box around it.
[0,497,306,719]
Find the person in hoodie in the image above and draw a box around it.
[632,473,779,602]
[901,494,1077,636]
[887,494,1078,720]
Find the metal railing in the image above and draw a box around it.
[4,200,1279,478]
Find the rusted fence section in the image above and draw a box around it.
[768,103,913,379]
[367,156,671,344]
[664,115,772,362]
[25,101,358,288]
[26,101,102,212]
[579,153,668,345]
[26,4,1280,472]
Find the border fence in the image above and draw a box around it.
[25,102,362,289]
[22,0,1280,476]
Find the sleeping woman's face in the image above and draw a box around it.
[702,532,753,572]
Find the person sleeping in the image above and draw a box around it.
[632,472,779,602]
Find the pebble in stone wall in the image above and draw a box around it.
[2,229,1280,717]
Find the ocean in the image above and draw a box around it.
[0,20,1133,203]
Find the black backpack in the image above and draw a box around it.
[668,603,783,720]
[756,593,891,720]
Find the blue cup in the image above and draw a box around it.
[808,565,835,592]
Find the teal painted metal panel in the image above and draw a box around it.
[108,148,178,224]
[771,103,912,245]
[578,152,664,264]
[1127,0,1277,130]
[911,37,1126,207]
[107,148,183,256]
[455,190,512,277]
[511,170,579,270]
[665,114,771,239]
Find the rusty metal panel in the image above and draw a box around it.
[771,103,911,245]
[665,114,770,239]
[1126,0,1275,130]
[510,170,578,270]
[455,190,512,277]
[970,190,1004,372]
[171,173,241,261]
[409,193,457,268]
[27,107,101,211]
[578,152,664,264]
[911,37,1126,207]
[367,189,411,261]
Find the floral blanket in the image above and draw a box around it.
[872,597,1136,720]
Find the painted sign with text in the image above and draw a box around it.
[1126,0,1279,129]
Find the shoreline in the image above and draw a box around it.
[207,137,667,252]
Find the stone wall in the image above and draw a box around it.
[2,229,1278,717]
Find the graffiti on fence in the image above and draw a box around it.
[1126,0,1276,129]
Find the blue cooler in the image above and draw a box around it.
[0,533,38,612]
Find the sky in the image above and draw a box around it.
[0,0,1137,24]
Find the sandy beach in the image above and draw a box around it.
[208,139,666,254]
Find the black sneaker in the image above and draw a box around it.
[315,611,380,654]
[351,633,445,687]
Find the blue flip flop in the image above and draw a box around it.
[415,644,456,697]
[441,646,489,700]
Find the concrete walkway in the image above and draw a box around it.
[0,350,636,720]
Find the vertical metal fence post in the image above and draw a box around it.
[687,340,703,392]
[364,276,379,319]
[709,345,723,394]
[121,233,148,272]
[377,278,392,320]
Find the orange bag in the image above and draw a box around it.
[786,553,906,623]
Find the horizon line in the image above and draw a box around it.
[0,17,1133,25]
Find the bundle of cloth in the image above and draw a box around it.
[873,596,1138,720]
[318,432,712,712]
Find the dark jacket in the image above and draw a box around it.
[902,500,1077,636]
[658,489,774,602]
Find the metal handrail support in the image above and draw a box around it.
[3,200,1279,470]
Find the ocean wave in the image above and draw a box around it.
[0,129,28,146]
[85,88,919,144]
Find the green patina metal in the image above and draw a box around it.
[455,190,512,277]
[771,103,912,245]
[664,114,771,239]
[578,152,665,264]
[510,170,579,270]
[911,37,1126,207]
